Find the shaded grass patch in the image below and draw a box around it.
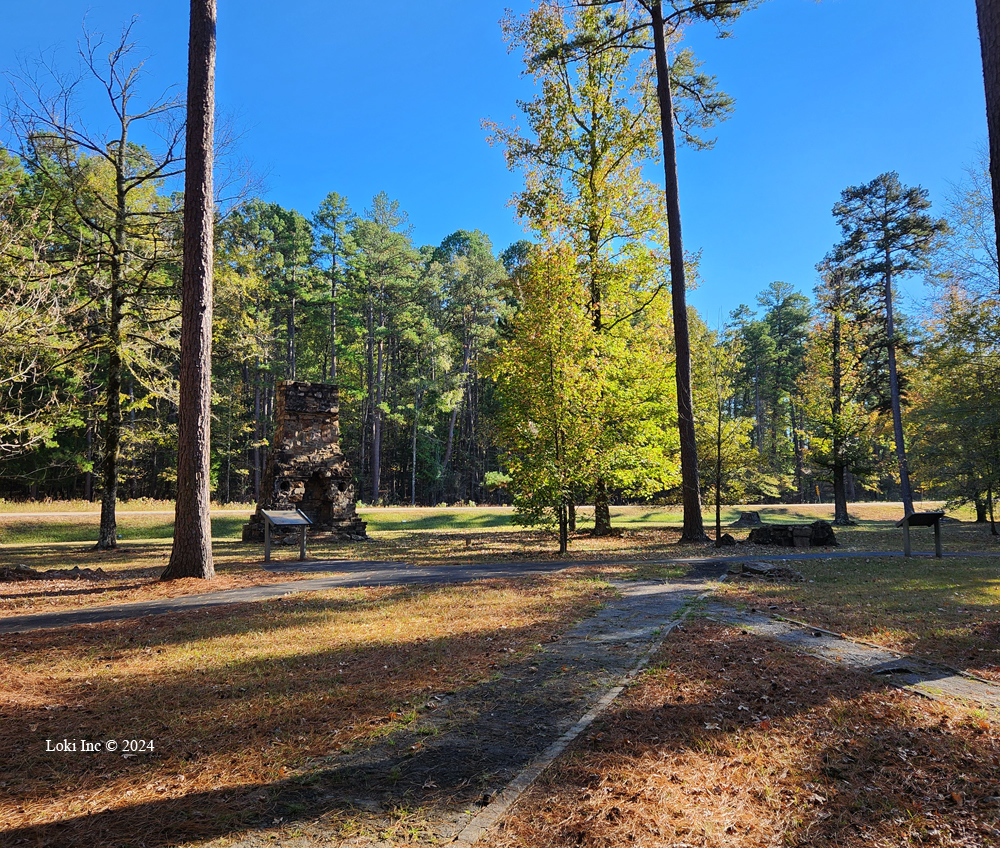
[716,552,1000,681]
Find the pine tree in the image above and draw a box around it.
[832,172,946,516]
[976,0,1000,292]
[163,0,217,580]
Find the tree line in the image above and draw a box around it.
[2,3,999,549]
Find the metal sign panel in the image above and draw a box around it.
[262,509,312,527]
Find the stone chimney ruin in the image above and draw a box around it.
[242,381,367,542]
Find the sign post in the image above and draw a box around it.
[261,508,312,562]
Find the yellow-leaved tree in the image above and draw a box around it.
[486,1,683,537]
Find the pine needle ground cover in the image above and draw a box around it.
[0,542,307,615]
[489,620,1000,848]
[0,575,611,847]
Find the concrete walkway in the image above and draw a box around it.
[5,550,1000,848]
[704,601,1000,711]
[195,568,727,848]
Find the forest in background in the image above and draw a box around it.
[1,4,999,538]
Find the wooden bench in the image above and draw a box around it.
[262,508,312,563]
[895,511,944,558]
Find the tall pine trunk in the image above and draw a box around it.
[371,335,384,504]
[363,293,375,498]
[714,394,723,546]
[84,416,94,502]
[650,1,706,542]
[330,262,338,381]
[791,395,805,503]
[441,332,471,498]
[411,390,422,507]
[976,0,1000,293]
[830,296,851,524]
[884,260,914,515]
[252,362,262,499]
[287,295,297,379]
[97,324,122,549]
[162,0,217,580]
[96,116,131,550]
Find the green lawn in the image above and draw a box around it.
[0,500,972,545]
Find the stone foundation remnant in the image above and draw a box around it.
[242,381,367,543]
[747,519,837,548]
[729,510,763,527]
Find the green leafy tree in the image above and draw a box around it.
[488,0,691,534]
[912,284,1000,533]
[915,151,1000,524]
[0,160,71,462]
[491,244,600,552]
[7,22,184,546]
[550,0,761,540]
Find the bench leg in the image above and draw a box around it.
[934,522,942,558]
[299,526,306,561]
[902,524,911,558]
[265,520,271,563]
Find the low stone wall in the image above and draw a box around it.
[747,520,838,548]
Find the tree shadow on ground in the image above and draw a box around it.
[489,622,1000,847]
[1,586,964,848]
[0,579,612,846]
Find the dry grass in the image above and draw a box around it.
[0,527,684,618]
[488,619,1000,848]
[2,501,994,620]
[716,550,1000,682]
[0,574,612,847]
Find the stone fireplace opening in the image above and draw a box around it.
[305,472,333,525]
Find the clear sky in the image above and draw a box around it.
[0,1,986,319]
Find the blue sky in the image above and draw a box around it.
[0,1,986,318]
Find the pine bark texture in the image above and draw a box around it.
[97,313,122,549]
[163,0,217,580]
[976,0,1000,291]
[831,301,850,525]
[883,264,914,516]
[650,1,707,542]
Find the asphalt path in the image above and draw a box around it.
[2,548,995,634]
[0,558,580,633]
